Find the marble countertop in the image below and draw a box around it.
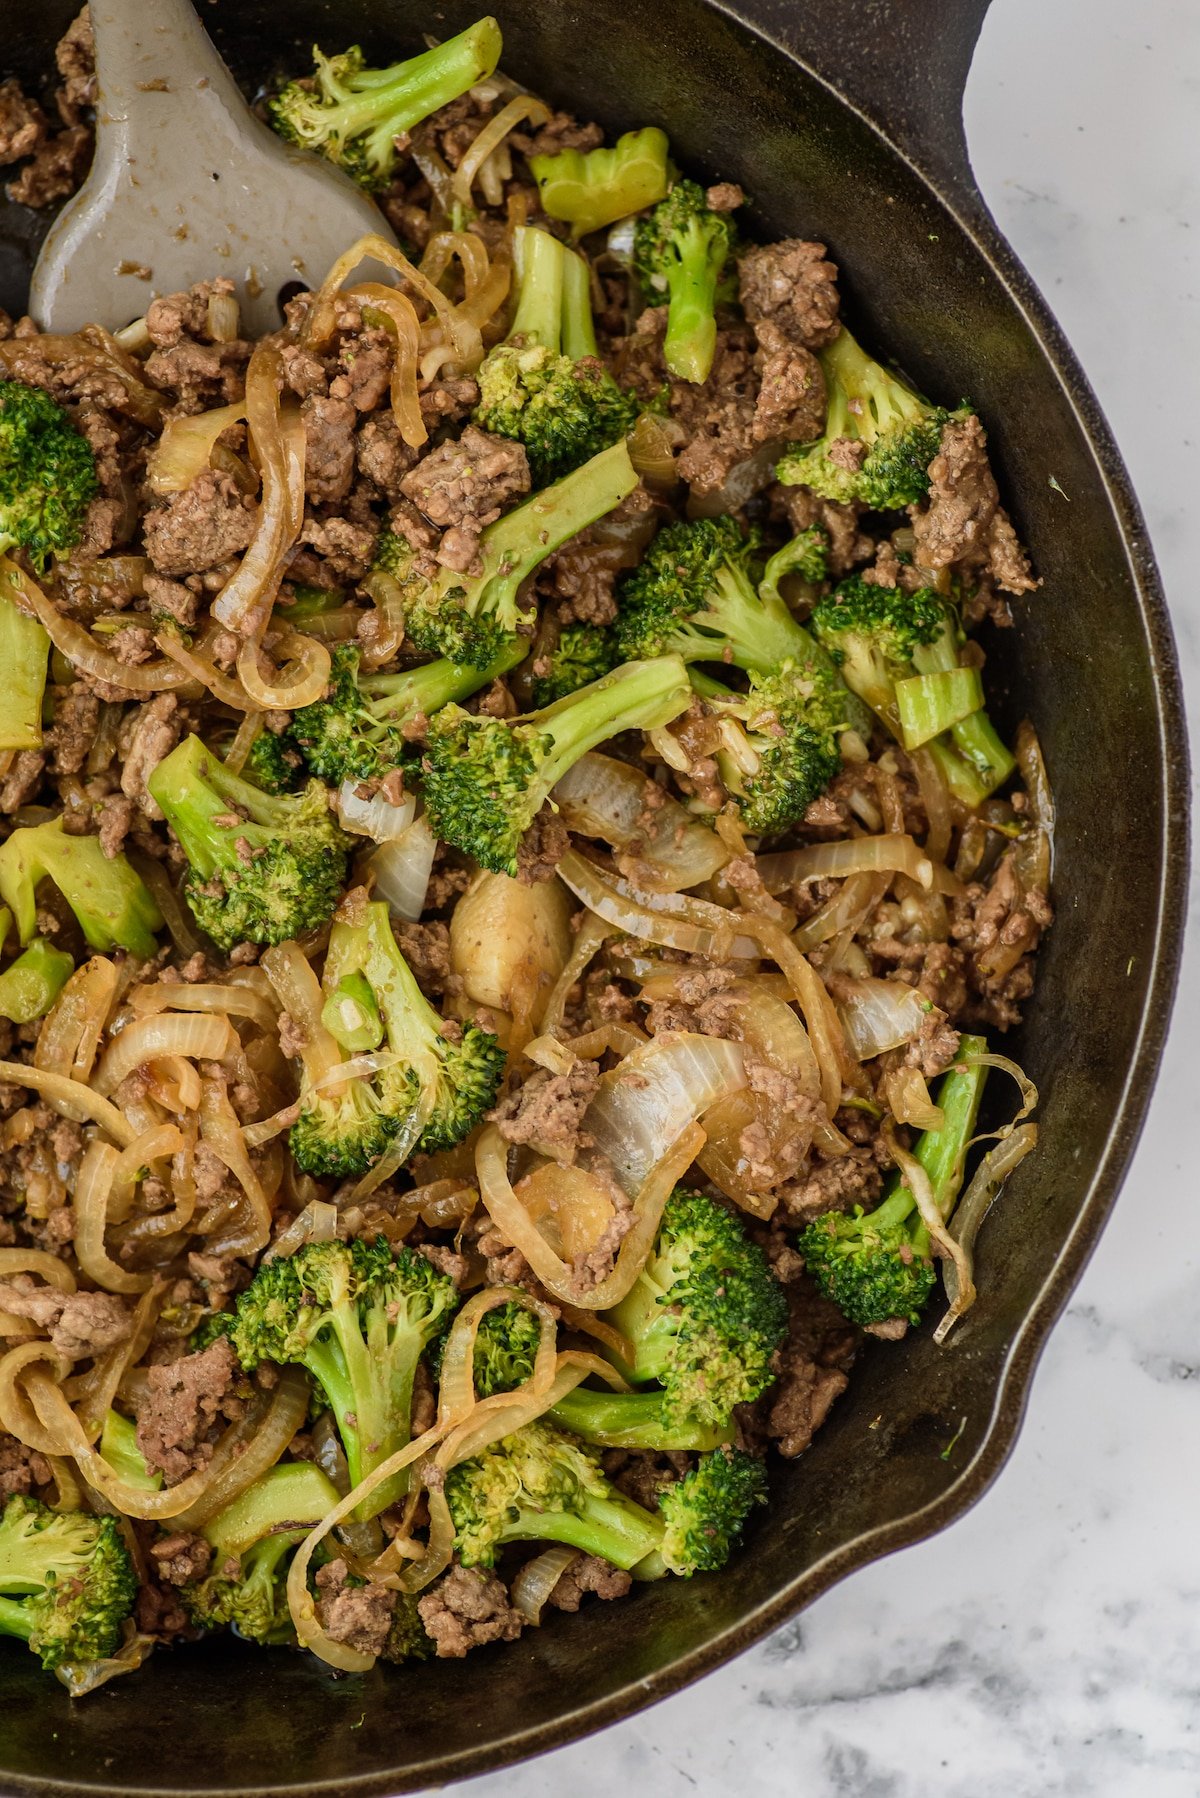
[454,1,1200,1793]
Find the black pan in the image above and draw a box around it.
[0,1,1189,1792]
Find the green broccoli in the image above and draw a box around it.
[289,638,525,784]
[0,1494,136,1672]
[0,584,49,752]
[243,729,305,795]
[474,226,638,484]
[604,1188,788,1432]
[0,817,162,958]
[268,18,502,190]
[147,734,351,952]
[799,1035,989,1327]
[614,517,867,735]
[381,1591,435,1663]
[181,1462,341,1644]
[466,1303,729,1451]
[393,439,640,667]
[529,127,671,238]
[0,380,98,571]
[289,896,505,1176]
[230,1239,458,1520]
[758,527,829,609]
[446,1419,765,1577]
[0,934,73,1024]
[421,653,692,876]
[633,179,740,384]
[776,327,965,510]
[689,662,846,836]
[810,575,1015,806]
[99,1409,161,1493]
[530,623,615,708]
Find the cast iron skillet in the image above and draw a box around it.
[0,0,1189,1792]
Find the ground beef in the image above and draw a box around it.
[752,340,826,445]
[741,1281,858,1459]
[0,81,46,166]
[417,1563,524,1659]
[144,573,200,630]
[738,240,842,351]
[119,694,180,817]
[0,1276,131,1360]
[136,1338,245,1485]
[314,1558,396,1657]
[776,1135,891,1225]
[55,9,96,121]
[393,921,454,998]
[706,181,745,212]
[297,513,377,582]
[903,1004,961,1078]
[143,469,256,577]
[515,806,570,884]
[300,394,357,505]
[949,852,1053,1029]
[150,1531,212,1588]
[356,412,417,500]
[510,111,603,156]
[910,413,1036,597]
[399,425,530,573]
[770,482,873,576]
[0,750,44,810]
[6,123,91,208]
[0,1434,50,1499]
[491,1060,601,1164]
[546,1553,633,1611]
[603,1448,692,1510]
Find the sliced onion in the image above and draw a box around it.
[207,289,240,343]
[449,872,573,1020]
[337,781,417,841]
[127,855,207,959]
[212,346,305,636]
[95,1013,235,1096]
[882,1064,944,1130]
[198,1077,273,1256]
[511,1547,578,1624]
[222,711,262,777]
[35,956,119,1082]
[536,911,611,1038]
[0,1060,135,1145]
[793,872,889,955]
[5,562,196,694]
[1013,722,1053,893]
[56,1630,157,1698]
[911,745,953,867]
[367,815,437,920]
[557,849,760,959]
[265,1199,340,1260]
[129,980,278,1034]
[146,401,247,495]
[552,755,729,891]
[936,1123,1039,1344]
[757,834,947,894]
[73,1139,158,1295]
[451,96,550,206]
[348,282,427,450]
[582,1032,746,1196]
[835,977,931,1060]
[303,232,482,373]
[236,625,330,710]
[152,625,264,712]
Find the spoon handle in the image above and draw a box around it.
[89,0,250,137]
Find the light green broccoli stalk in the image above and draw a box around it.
[633,179,740,383]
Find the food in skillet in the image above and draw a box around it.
[0,12,1047,1690]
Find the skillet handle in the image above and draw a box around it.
[765,0,994,220]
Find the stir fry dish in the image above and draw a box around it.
[0,11,1047,1691]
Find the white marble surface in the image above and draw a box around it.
[452,1,1200,1793]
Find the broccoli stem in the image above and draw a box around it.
[536,656,694,784]
[947,708,1017,795]
[661,226,721,385]
[0,937,73,1025]
[501,1491,665,1569]
[99,1410,161,1492]
[363,638,525,726]
[204,1463,339,1555]
[530,127,671,238]
[561,250,599,360]
[887,1033,990,1245]
[510,226,565,349]
[319,21,502,167]
[0,589,49,752]
[0,1596,34,1642]
[894,667,985,749]
[549,1387,729,1452]
[478,438,638,601]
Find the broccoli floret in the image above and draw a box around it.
[0,583,50,753]
[0,381,97,571]
[395,440,640,667]
[0,817,162,958]
[188,1310,234,1353]
[446,1419,763,1577]
[421,653,692,876]
[530,623,615,708]
[475,227,638,484]
[799,1035,989,1326]
[147,734,351,952]
[633,179,740,384]
[691,662,847,836]
[182,1462,341,1644]
[776,327,964,511]
[530,127,671,238]
[381,1591,434,1663]
[614,517,860,723]
[289,896,505,1175]
[810,575,1015,806]
[758,528,829,608]
[604,1188,788,1432]
[244,729,305,795]
[290,639,524,784]
[461,1302,729,1450]
[0,1495,136,1672]
[268,19,502,190]
[230,1240,458,1520]
[0,935,73,1024]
